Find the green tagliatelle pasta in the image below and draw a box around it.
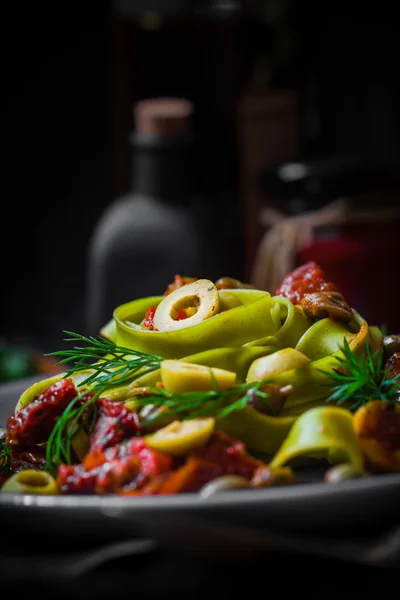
[112,290,315,360]
[4,268,392,498]
[112,290,280,358]
[110,289,377,403]
[96,287,380,456]
[269,406,364,470]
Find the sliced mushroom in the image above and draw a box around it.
[214,277,255,290]
[300,291,353,323]
[383,335,400,359]
[384,352,400,401]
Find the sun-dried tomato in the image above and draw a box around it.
[275,261,339,305]
[6,378,79,447]
[121,432,264,496]
[58,436,174,494]
[89,398,141,453]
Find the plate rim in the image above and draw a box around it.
[1,471,400,513]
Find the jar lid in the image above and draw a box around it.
[134,97,193,139]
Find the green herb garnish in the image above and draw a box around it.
[46,331,162,390]
[139,379,273,426]
[45,390,100,476]
[320,337,400,410]
[44,332,162,475]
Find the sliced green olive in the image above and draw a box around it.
[199,475,250,497]
[1,470,60,495]
[153,279,220,331]
[161,359,236,393]
[246,348,310,383]
[144,417,215,456]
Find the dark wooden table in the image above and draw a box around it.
[2,522,399,600]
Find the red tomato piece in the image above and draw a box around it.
[275,261,338,305]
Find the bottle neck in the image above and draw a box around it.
[130,131,193,204]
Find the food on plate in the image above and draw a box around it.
[353,400,400,473]
[245,348,310,382]
[1,261,399,497]
[160,360,236,392]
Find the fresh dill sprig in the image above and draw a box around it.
[0,435,11,476]
[139,379,273,426]
[44,331,162,476]
[46,331,162,391]
[320,337,400,410]
[45,389,100,476]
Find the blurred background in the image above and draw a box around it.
[1,0,400,380]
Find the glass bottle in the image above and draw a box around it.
[85,97,220,335]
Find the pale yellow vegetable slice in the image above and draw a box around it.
[144,418,215,456]
[246,348,310,383]
[161,359,236,393]
[153,279,219,331]
[1,470,60,495]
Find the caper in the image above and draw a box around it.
[199,475,250,497]
[324,463,370,484]
[1,469,60,495]
[383,335,400,359]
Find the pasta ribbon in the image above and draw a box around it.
[113,291,278,359]
[269,406,364,470]
[260,311,376,416]
[217,407,296,455]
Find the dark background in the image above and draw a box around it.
[1,1,400,356]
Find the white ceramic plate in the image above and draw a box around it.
[1,376,399,558]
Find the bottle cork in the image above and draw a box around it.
[134,97,193,139]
